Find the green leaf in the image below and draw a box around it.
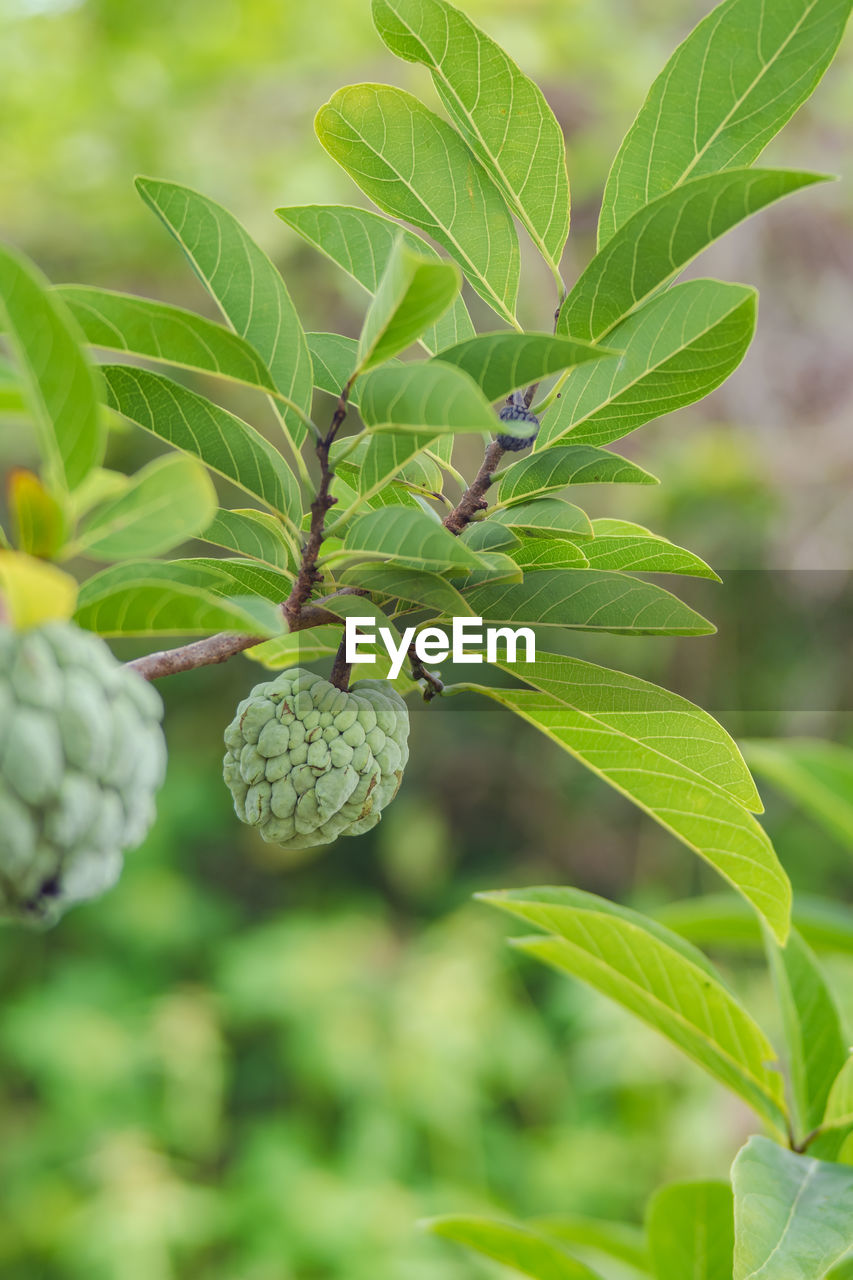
[101,365,302,529]
[56,285,282,398]
[343,506,483,572]
[489,498,594,542]
[277,204,474,352]
[646,1181,734,1280]
[308,333,364,402]
[175,556,293,604]
[8,470,68,559]
[743,739,853,851]
[314,84,520,325]
[541,280,756,449]
[531,1217,650,1275]
[460,520,521,553]
[656,893,853,957]
[462,569,715,635]
[507,540,590,571]
[598,0,853,246]
[482,887,788,1131]
[581,519,720,580]
[357,238,460,372]
[468,651,792,940]
[453,550,524,587]
[732,1136,853,1280]
[424,1215,604,1280]
[497,446,658,506]
[435,333,611,404]
[339,561,474,616]
[200,508,297,571]
[358,361,500,435]
[0,244,104,490]
[330,433,443,516]
[73,454,217,561]
[764,927,847,1138]
[373,0,571,283]
[136,177,313,451]
[75,560,285,638]
[558,171,824,344]
[246,624,344,670]
[823,1056,853,1133]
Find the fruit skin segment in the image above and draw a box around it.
[223,668,410,851]
[0,621,167,925]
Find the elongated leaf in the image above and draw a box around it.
[581,519,720,580]
[246,624,343,670]
[136,177,313,449]
[541,280,756,448]
[646,1181,734,1280]
[497,446,657,506]
[373,0,571,280]
[656,893,853,956]
[452,550,524,587]
[8,470,67,559]
[331,433,442,515]
[339,561,473,616]
[358,361,500,435]
[0,244,104,490]
[460,520,521,553]
[277,204,474,352]
[599,0,853,246]
[764,928,847,1137]
[435,333,610,404]
[56,285,280,396]
[732,1136,853,1279]
[468,652,792,940]
[531,1217,650,1275]
[343,506,483,572]
[75,560,284,638]
[307,332,362,401]
[507,540,590,570]
[74,454,217,560]
[824,1056,853,1132]
[315,85,520,324]
[483,887,788,1130]
[489,498,594,541]
[743,739,853,851]
[462,569,715,635]
[424,1216,604,1280]
[173,556,293,603]
[558,171,823,344]
[200,508,297,571]
[101,365,302,529]
[358,238,460,372]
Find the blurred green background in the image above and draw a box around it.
[1,0,852,1276]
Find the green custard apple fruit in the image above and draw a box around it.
[0,621,167,925]
[223,668,409,850]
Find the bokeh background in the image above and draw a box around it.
[1,0,851,1276]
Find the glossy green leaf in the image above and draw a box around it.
[435,333,610,404]
[460,520,521,553]
[200,508,297,571]
[277,204,474,352]
[599,0,853,245]
[646,1181,734,1280]
[56,285,281,398]
[452,550,524,587]
[462,569,715,635]
[246,624,343,670]
[541,280,756,448]
[74,454,217,561]
[339,561,473,616]
[743,739,853,851]
[764,928,847,1137]
[358,361,501,435]
[483,887,788,1130]
[136,177,313,450]
[507,539,590,570]
[424,1215,604,1280]
[656,893,853,957]
[357,239,460,373]
[558,171,823,344]
[75,560,284,638]
[343,506,483,572]
[468,651,792,940]
[497,446,658,506]
[732,1136,853,1279]
[315,84,520,324]
[0,244,104,490]
[101,365,302,529]
[373,0,571,281]
[489,498,593,542]
[331,433,444,515]
[174,556,293,604]
[581,518,720,580]
[307,332,362,401]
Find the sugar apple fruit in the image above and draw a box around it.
[223,669,409,850]
[0,621,167,926]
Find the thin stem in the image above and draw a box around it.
[531,366,572,417]
[329,635,352,691]
[442,440,505,535]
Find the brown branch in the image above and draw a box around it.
[408,644,444,701]
[329,635,352,692]
[442,439,505,535]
